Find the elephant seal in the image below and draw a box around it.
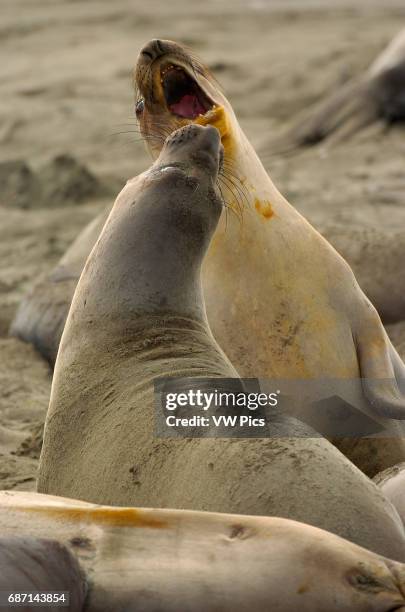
[37,125,405,560]
[16,40,405,474]
[374,462,405,528]
[2,491,405,612]
[131,39,405,477]
[10,211,109,365]
[268,28,405,152]
[320,223,405,325]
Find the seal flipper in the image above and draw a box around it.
[356,312,405,419]
[390,343,405,395]
[268,78,376,155]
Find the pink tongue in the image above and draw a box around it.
[169,94,206,119]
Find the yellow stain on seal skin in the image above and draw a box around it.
[254,198,274,220]
[195,106,234,157]
[15,506,168,529]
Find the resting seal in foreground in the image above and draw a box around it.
[2,491,405,612]
[268,27,405,152]
[38,125,405,560]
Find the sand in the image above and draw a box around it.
[1,0,405,490]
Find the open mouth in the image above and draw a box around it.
[161,64,214,119]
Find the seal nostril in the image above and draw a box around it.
[140,39,165,62]
[155,39,164,54]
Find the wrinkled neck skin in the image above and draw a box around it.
[51,164,238,413]
[59,168,218,355]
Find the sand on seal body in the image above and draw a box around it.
[37,125,405,562]
[13,39,405,477]
[131,39,405,478]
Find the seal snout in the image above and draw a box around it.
[165,124,223,177]
[140,39,167,61]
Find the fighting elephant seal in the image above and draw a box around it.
[37,125,405,560]
[14,40,405,476]
[132,39,405,477]
[12,33,405,362]
[268,28,405,152]
[2,491,405,612]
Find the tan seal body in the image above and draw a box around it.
[321,223,405,325]
[374,462,405,528]
[37,127,405,561]
[2,491,405,612]
[132,39,405,476]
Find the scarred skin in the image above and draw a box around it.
[2,491,405,612]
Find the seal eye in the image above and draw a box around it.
[135,99,145,117]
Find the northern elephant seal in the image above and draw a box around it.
[268,28,405,152]
[2,491,405,612]
[15,40,405,475]
[132,39,405,477]
[13,32,405,362]
[37,125,405,560]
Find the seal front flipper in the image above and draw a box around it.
[355,305,405,419]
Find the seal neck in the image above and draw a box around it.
[69,176,213,327]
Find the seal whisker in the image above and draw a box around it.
[217,175,243,225]
[220,165,250,206]
[218,173,244,217]
[216,180,237,231]
[218,171,247,217]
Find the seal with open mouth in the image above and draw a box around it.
[13,40,405,477]
[131,39,405,478]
